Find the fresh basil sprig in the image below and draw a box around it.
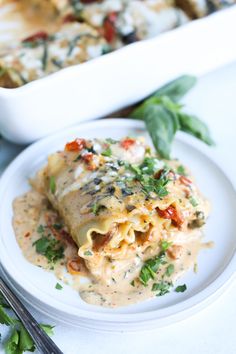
[130,75,214,159]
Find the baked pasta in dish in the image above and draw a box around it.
[13,137,211,307]
[0,22,107,88]
[1,0,235,87]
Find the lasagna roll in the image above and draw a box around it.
[32,137,210,283]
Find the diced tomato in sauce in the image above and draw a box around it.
[65,138,86,152]
[82,152,93,163]
[179,176,192,185]
[157,206,184,228]
[67,258,85,275]
[63,14,77,23]
[120,138,135,150]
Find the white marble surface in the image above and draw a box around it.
[0,62,236,354]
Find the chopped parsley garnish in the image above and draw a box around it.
[165,264,175,277]
[106,138,117,144]
[189,197,198,207]
[49,176,56,194]
[101,147,112,157]
[52,223,62,230]
[130,280,135,287]
[160,240,172,252]
[177,165,187,176]
[139,157,162,175]
[0,295,54,353]
[152,281,172,296]
[139,252,167,286]
[55,283,63,290]
[33,236,64,264]
[37,224,44,234]
[125,163,170,198]
[84,250,93,256]
[175,284,187,293]
[91,203,106,216]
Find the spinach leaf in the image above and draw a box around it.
[178,113,215,146]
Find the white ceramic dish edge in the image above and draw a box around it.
[0,7,236,144]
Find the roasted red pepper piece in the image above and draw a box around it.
[103,12,117,43]
[82,152,93,163]
[22,31,48,43]
[157,206,184,228]
[179,176,192,185]
[65,138,86,152]
[120,138,135,150]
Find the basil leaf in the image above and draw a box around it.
[144,104,180,159]
[178,113,215,146]
[153,75,197,102]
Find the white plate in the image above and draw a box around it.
[0,119,236,332]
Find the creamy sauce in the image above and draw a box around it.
[13,189,211,308]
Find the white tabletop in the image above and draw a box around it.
[0,62,236,354]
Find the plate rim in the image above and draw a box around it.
[0,118,236,324]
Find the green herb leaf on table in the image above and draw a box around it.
[0,306,14,326]
[40,324,54,337]
[0,293,54,353]
[4,329,20,354]
[129,75,214,159]
[19,324,35,352]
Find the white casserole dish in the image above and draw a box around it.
[0,6,236,144]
